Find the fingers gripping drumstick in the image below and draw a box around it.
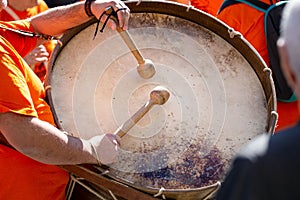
[106,7,156,79]
[114,86,170,138]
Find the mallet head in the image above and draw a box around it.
[150,86,170,105]
[137,59,156,79]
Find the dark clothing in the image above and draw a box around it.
[44,0,78,8]
[216,122,300,200]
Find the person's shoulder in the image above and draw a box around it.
[237,133,271,162]
[236,122,300,162]
[269,122,300,149]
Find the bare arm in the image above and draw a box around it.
[0,112,118,165]
[29,0,130,37]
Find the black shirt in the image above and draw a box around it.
[216,121,300,200]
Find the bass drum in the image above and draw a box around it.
[46,1,277,199]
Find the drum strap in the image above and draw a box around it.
[0,24,60,42]
[4,6,20,21]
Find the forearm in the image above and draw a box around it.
[30,1,90,36]
[29,0,129,37]
[0,112,97,165]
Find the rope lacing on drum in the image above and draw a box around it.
[136,0,142,6]
[67,175,107,200]
[264,66,279,134]
[263,67,272,76]
[93,7,127,39]
[186,0,195,12]
[228,28,242,38]
[44,85,52,92]
[153,187,166,199]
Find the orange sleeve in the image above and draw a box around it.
[0,46,38,117]
[0,0,49,20]
[37,0,49,13]
[0,20,41,117]
[0,20,37,57]
[26,0,49,17]
[0,21,55,124]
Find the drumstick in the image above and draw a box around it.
[106,7,156,79]
[116,27,156,79]
[114,86,170,138]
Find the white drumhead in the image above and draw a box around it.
[49,8,273,189]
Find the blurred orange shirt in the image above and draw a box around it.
[0,20,69,200]
[190,0,223,16]
[0,0,48,20]
[217,0,299,132]
[174,0,223,16]
[0,0,56,82]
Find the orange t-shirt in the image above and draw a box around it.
[217,0,299,132]
[190,0,223,16]
[173,0,223,16]
[0,0,56,82]
[0,0,49,20]
[0,20,69,200]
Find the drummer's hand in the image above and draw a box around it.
[91,0,130,30]
[88,133,120,165]
[24,44,49,69]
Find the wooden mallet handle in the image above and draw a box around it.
[116,27,144,65]
[116,28,156,79]
[114,86,170,138]
[106,7,156,79]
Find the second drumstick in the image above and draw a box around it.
[114,86,170,138]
